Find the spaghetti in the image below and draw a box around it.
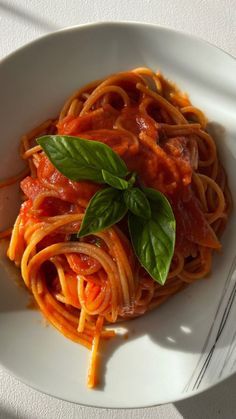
[1,68,231,388]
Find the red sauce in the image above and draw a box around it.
[172,189,220,253]
[117,106,158,138]
[21,105,220,253]
[21,155,99,208]
[57,104,118,134]
[67,253,101,274]
[21,177,46,201]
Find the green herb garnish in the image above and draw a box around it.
[128,188,175,285]
[124,188,151,219]
[79,187,127,237]
[37,135,176,285]
[38,135,128,183]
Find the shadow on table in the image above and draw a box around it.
[0,1,58,32]
[0,405,17,419]
[174,373,236,419]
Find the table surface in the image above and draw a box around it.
[0,1,236,418]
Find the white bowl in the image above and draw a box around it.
[0,22,235,408]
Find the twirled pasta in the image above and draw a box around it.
[0,68,231,388]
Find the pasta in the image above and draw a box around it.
[1,68,231,388]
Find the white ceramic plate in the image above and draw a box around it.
[0,22,235,408]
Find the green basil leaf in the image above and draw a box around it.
[127,172,136,187]
[78,187,127,237]
[124,188,151,219]
[101,169,129,190]
[128,188,175,285]
[37,135,128,183]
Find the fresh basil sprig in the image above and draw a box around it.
[78,187,127,237]
[128,188,175,285]
[37,135,128,183]
[124,188,151,219]
[101,170,129,190]
[37,135,176,285]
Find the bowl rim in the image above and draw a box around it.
[1,20,235,67]
[0,20,235,408]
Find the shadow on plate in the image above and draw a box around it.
[94,121,236,390]
[0,122,235,392]
[0,241,29,312]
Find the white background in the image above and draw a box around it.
[0,1,236,418]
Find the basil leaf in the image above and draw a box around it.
[37,135,128,183]
[101,169,129,190]
[128,188,175,285]
[78,187,127,237]
[127,172,136,187]
[124,188,151,219]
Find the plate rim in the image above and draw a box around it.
[0,20,235,66]
[0,358,233,409]
[0,20,235,408]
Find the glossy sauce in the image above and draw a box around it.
[21,105,220,257]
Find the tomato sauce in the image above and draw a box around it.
[21,104,220,252]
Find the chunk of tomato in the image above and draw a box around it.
[173,190,221,252]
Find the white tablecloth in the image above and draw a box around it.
[0,1,236,418]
